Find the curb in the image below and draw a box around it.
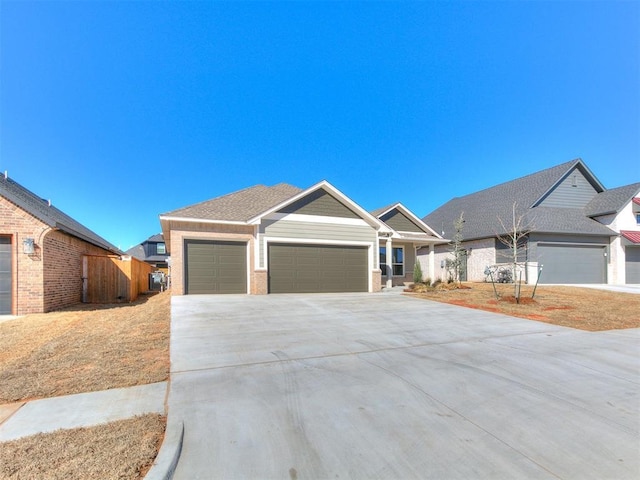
[144,418,184,480]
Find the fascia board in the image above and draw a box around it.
[248,180,392,232]
[392,203,444,238]
[158,215,247,226]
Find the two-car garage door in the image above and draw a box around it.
[184,240,369,294]
[537,244,607,284]
[268,243,368,293]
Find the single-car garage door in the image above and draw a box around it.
[0,237,11,314]
[185,240,247,294]
[538,244,606,284]
[626,246,640,284]
[268,243,368,293]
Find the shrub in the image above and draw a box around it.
[413,261,423,284]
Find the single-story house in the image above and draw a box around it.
[159,181,446,295]
[0,172,125,315]
[421,158,640,285]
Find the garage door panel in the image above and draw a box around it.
[626,247,640,284]
[185,240,247,294]
[269,244,367,293]
[538,244,606,284]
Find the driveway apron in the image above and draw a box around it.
[168,293,640,480]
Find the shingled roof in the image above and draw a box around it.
[0,173,121,253]
[423,159,617,240]
[161,183,303,222]
[584,182,640,217]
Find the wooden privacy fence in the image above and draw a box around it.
[82,255,154,304]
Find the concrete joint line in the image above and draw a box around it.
[357,354,565,480]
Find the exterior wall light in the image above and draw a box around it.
[23,238,35,254]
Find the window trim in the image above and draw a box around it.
[379,246,405,277]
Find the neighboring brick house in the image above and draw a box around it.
[160,181,445,295]
[0,173,123,315]
[422,159,640,285]
[126,234,169,272]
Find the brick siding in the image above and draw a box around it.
[1,195,115,314]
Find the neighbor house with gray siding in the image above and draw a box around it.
[159,181,446,295]
[421,159,640,285]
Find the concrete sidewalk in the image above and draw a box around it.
[0,382,167,442]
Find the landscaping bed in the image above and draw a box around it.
[408,282,640,331]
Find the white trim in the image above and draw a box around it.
[377,203,443,239]
[159,215,247,226]
[263,212,369,226]
[248,180,392,232]
[380,244,405,277]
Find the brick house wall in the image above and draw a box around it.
[1,195,116,315]
[43,230,112,312]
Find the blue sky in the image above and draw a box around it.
[1,1,638,250]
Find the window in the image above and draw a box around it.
[156,243,166,254]
[636,213,640,225]
[379,246,404,276]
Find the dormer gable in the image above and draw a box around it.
[277,188,360,219]
[380,208,424,233]
[534,162,604,209]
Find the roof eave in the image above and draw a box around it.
[248,180,392,232]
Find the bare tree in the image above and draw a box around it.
[496,202,534,299]
[446,212,465,285]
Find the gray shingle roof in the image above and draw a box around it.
[1,173,122,253]
[161,183,303,222]
[423,159,617,240]
[584,183,640,217]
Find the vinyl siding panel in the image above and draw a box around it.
[538,168,599,208]
[278,189,360,218]
[263,220,376,243]
[380,210,423,233]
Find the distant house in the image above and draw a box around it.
[0,173,124,315]
[126,234,169,272]
[421,159,640,285]
[160,180,445,295]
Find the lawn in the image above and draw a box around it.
[0,290,170,479]
[409,282,640,331]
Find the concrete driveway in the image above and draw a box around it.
[167,293,639,479]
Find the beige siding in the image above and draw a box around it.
[263,219,375,243]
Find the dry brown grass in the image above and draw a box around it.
[0,413,165,480]
[0,291,170,403]
[408,283,640,331]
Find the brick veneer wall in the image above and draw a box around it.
[1,195,116,314]
[1,195,48,314]
[43,230,113,312]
